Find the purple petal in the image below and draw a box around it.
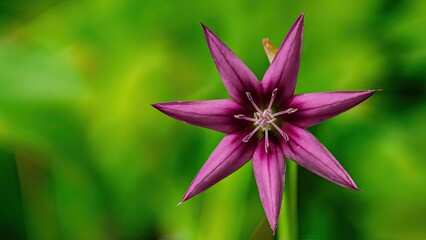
[261,14,304,105]
[202,24,263,107]
[287,90,377,128]
[282,123,358,190]
[253,138,285,233]
[180,128,257,203]
[152,99,250,133]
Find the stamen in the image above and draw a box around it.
[267,88,278,110]
[234,114,257,122]
[270,121,289,141]
[272,108,297,117]
[236,89,293,149]
[242,121,264,142]
[246,92,262,113]
[264,130,269,153]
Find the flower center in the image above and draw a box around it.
[234,88,297,153]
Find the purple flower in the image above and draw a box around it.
[152,14,376,232]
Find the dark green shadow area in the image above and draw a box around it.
[0,148,26,240]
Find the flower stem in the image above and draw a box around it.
[278,160,298,240]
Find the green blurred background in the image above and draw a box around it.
[0,0,425,239]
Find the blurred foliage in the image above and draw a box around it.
[0,0,425,239]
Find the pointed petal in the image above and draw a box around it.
[261,14,304,105]
[253,138,286,233]
[287,90,377,128]
[181,128,257,202]
[202,24,262,107]
[152,99,250,133]
[282,123,358,190]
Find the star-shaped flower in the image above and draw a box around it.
[152,14,376,232]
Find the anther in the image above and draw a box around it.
[264,130,269,153]
[287,108,297,114]
[272,108,298,117]
[246,92,262,113]
[270,121,289,141]
[242,122,264,142]
[267,88,278,110]
[234,114,257,122]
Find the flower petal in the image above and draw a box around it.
[180,128,257,203]
[287,90,377,128]
[152,99,250,133]
[202,24,263,107]
[282,123,358,190]
[253,138,285,233]
[261,14,304,105]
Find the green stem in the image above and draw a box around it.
[278,160,298,240]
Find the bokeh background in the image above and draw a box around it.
[1,0,425,239]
